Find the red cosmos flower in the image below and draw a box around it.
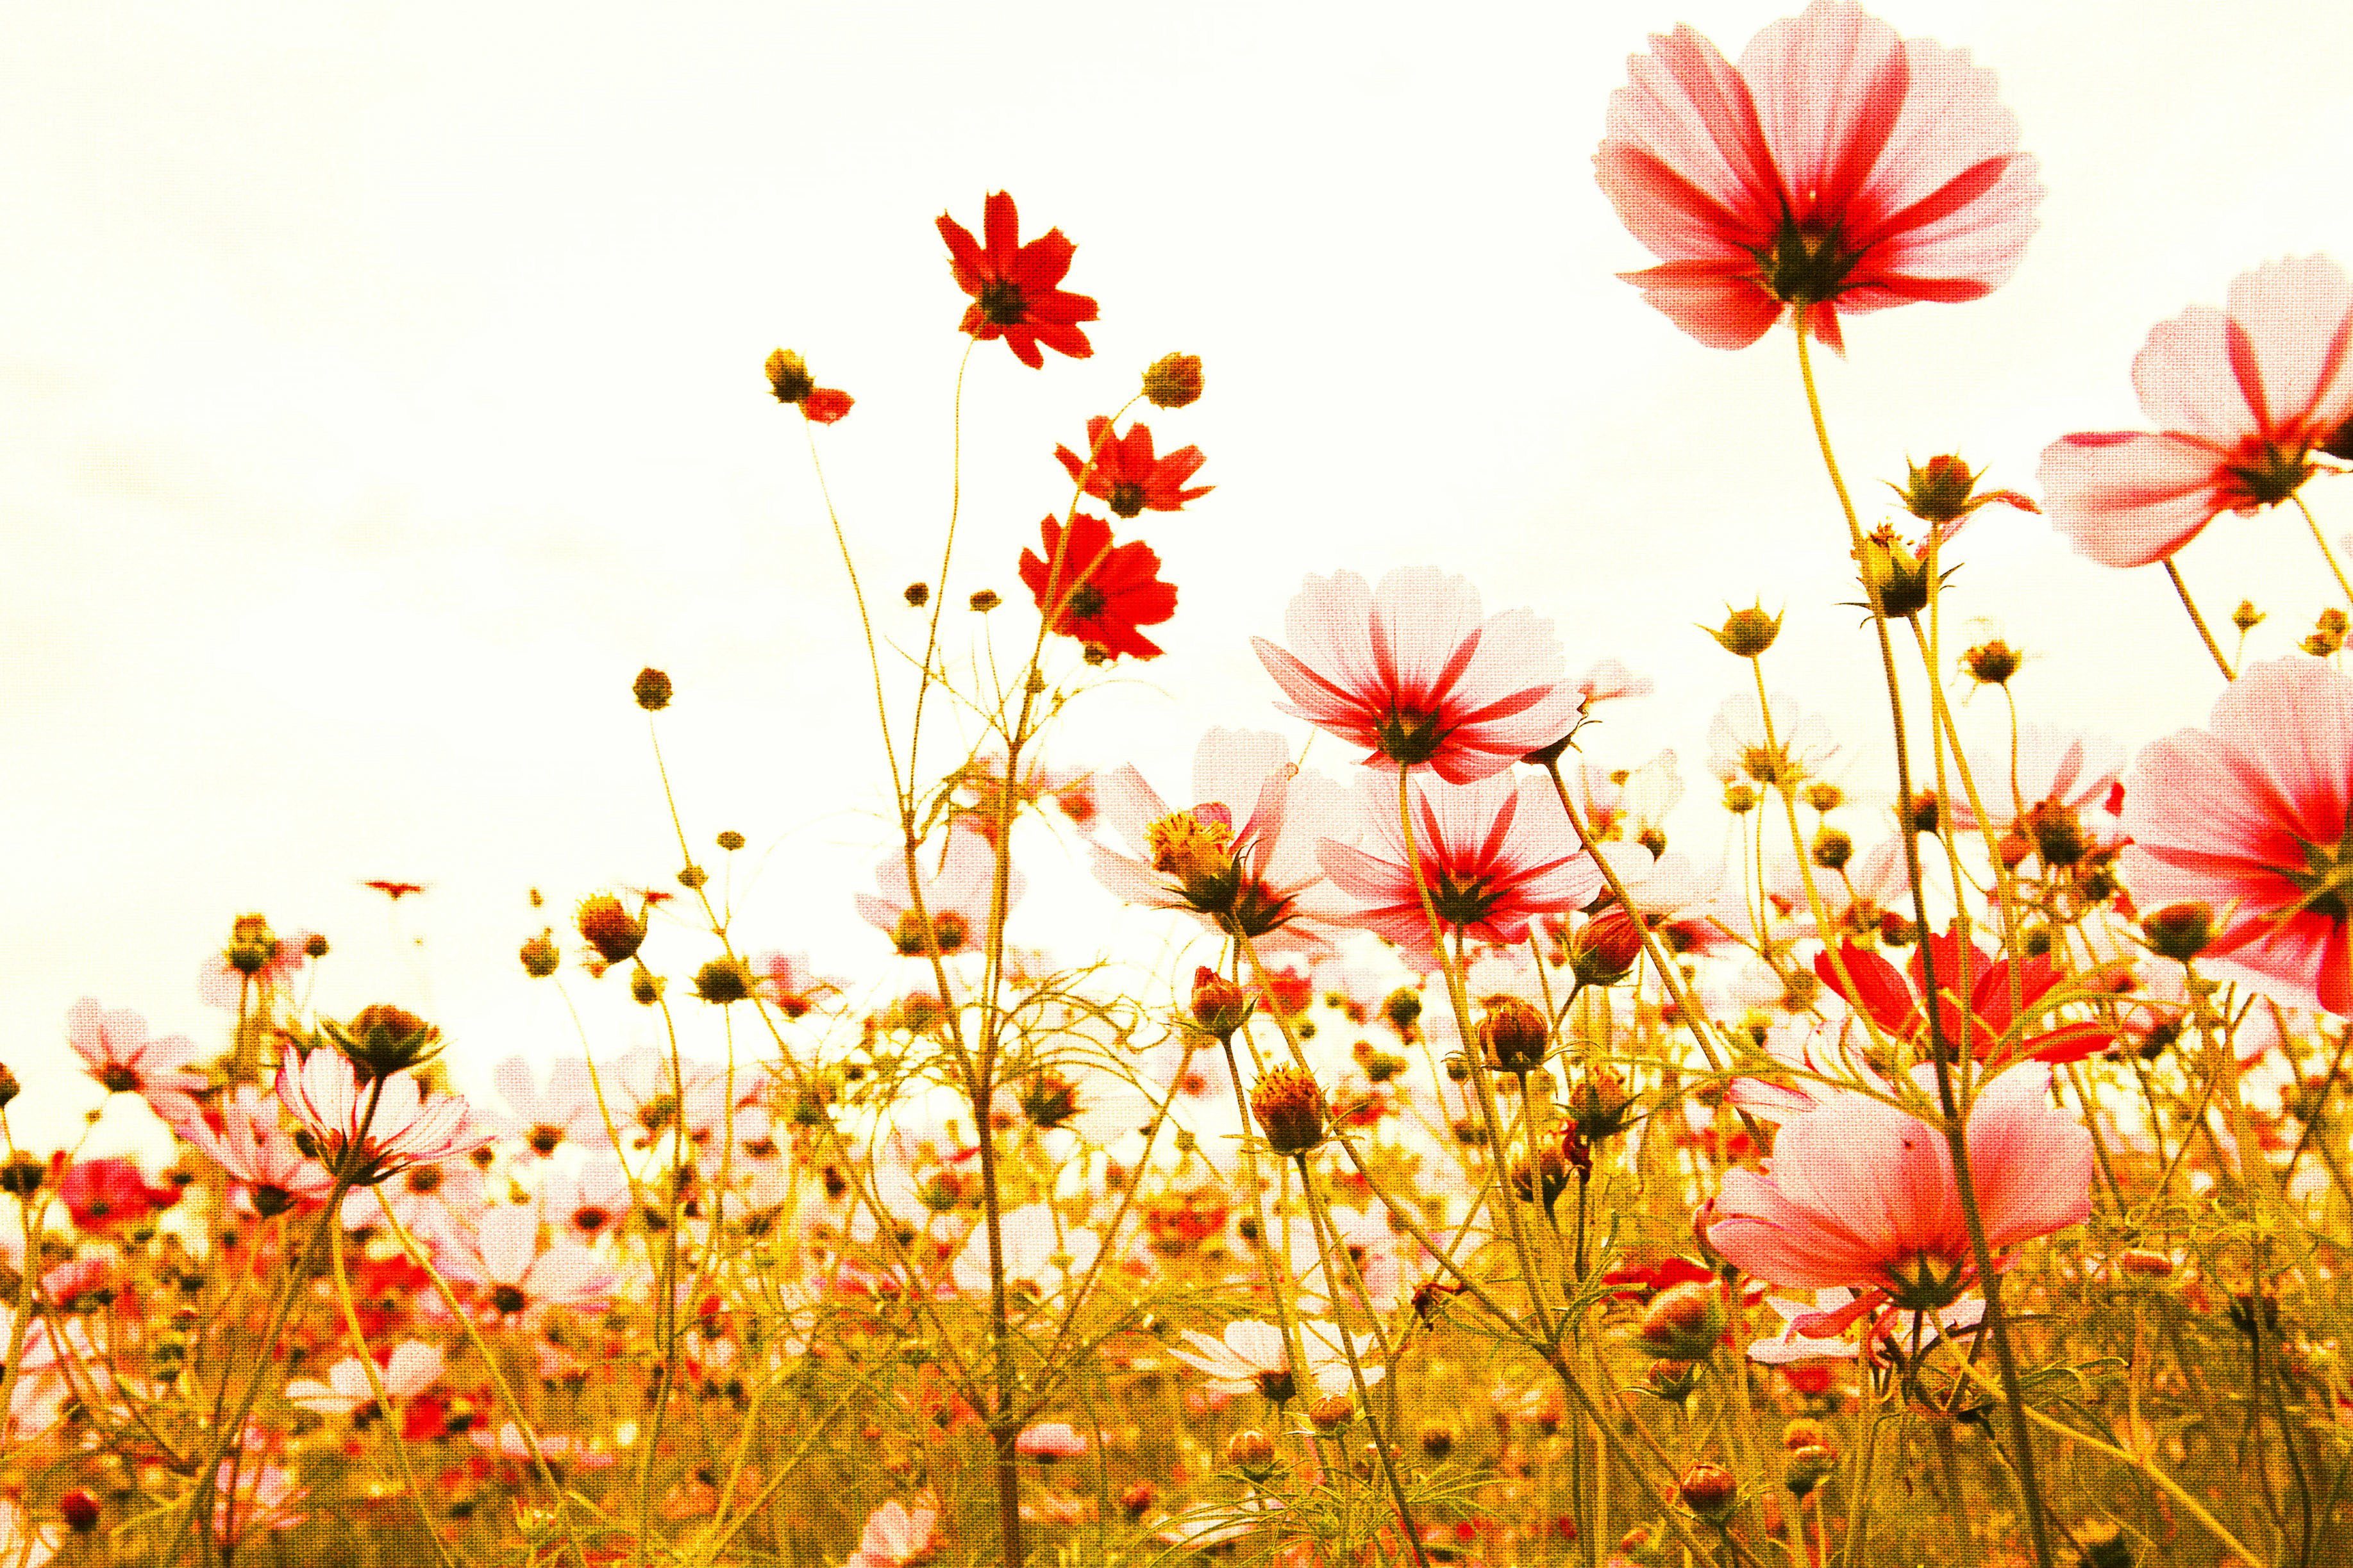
[1318,772,1602,968]
[1055,418,1212,518]
[1017,512,1177,661]
[2121,657,2353,1015]
[1595,0,2041,353]
[2040,257,2353,567]
[1253,567,1585,785]
[1812,924,2112,1064]
[53,1155,177,1234]
[937,191,1098,369]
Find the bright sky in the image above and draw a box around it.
[6,2,2351,1151]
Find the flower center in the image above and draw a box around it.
[97,1064,141,1093]
[1146,810,1237,893]
[1064,581,1107,619]
[489,1283,529,1316]
[1756,218,1860,306]
[893,909,971,956]
[2224,440,2316,508]
[2284,827,2353,924]
[1428,867,1499,929]
[2023,798,2088,866]
[978,278,1028,326]
[1107,481,1146,518]
[1377,708,1444,766]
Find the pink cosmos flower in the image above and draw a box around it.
[276,1046,489,1187]
[1319,772,1602,967]
[197,913,315,1008]
[187,1087,335,1216]
[542,1156,632,1242]
[1596,0,2041,353]
[1253,568,1584,785]
[1169,1318,1384,1401]
[2121,656,2353,1015]
[1950,724,2123,846]
[847,1496,941,1568]
[950,1203,1099,1303]
[66,999,204,1100]
[1707,1062,2092,1313]
[53,1156,175,1235]
[433,1204,615,1322]
[855,826,1019,959]
[1015,1421,1088,1460]
[2041,257,2353,567]
[752,951,839,1019]
[1092,728,1353,953]
[492,1055,607,1158]
[286,1341,446,1415]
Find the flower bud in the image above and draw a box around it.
[1636,1281,1725,1361]
[1707,603,1782,658]
[692,956,757,1005]
[1250,1067,1327,1156]
[1418,1423,1455,1458]
[1889,453,2037,528]
[1143,353,1204,409]
[226,913,280,976]
[1509,1144,1569,1210]
[324,1003,442,1076]
[1802,781,1844,812]
[1189,968,1253,1040]
[0,1155,46,1197]
[1782,1444,1836,1498]
[2141,902,2213,963]
[1645,1358,1700,1406]
[1855,526,1932,619]
[1017,1067,1080,1130]
[1568,909,1644,988]
[1722,783,1758,815]
[0,1063,17,1108]
[716,830,746,852]
[2075,1518,2136,1568]
[1119,1481,1155,1519]
[969,589,1001,612]
[1962,638,2022,685]
[633,667,672,711]
[905,581,930,607]
[1904,790,1941,833]
[1675,1460,1741,1523]
[1227,1428,1277,1475]
[1568,1070,1635,1142]
[2117,1247,2175,1280]
[305,933,331,958]
[678,864,708,890]
[2232,599,2266,634]
[519,930,561,978]
[1381,987,1423,1037]
[576,894,647,967]
[1478,996,1549,1072]
[1780,1418,1830,1451]
[631,969,665,1006]
[1810,826,1852,871]
[60,1489,99,1533]
[1307,1392,1354,1432]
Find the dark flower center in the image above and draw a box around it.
[892,910,971,956]
[1377,708,1444,766]
[2224,440,2316,508]
[488,1283,529,1315]
[978,278,1028,326]
[1107,481,1146,518]
[573,1205,610,1235]
[1066,582,1107,619]
[1756,218,1861,306]
[528,1124,563,1156]
[1428,867,1499,929]
[97,1065,141,1094]
[2285,828,2353,924]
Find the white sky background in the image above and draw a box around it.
[5,1,2352,1151]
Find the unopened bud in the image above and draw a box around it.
[1017,1067,1080,1130]
[905,581,930,607]
[1781,1418,1830,1451]
[60,1489,99,1533]
[2117,1248,2175,1280]
[1856,526,1932,619]
[1782,1444,1836,1498]
[1418,1423,1455,1458]
[2075,1518,2136,1568]
[0,1063,17,1108]
[1904,790,1941,833]
[1478,996,1549,1072]
[1811,826,1853,871]
[1568,1071,1634,1142]
[630,969,664,1006]
[1227,1428,1277,1474]
[1676,1460,1741,1523]
[716,830,745,852]
[324,1003,442,1075]
[576,894,646,967]
[1143,353,1204,409]
[2232,599,2266,634]
[764,348,815,405]
[1723,783,1758,815]
[1250,1067,1327,1156]
[1307,1392,1354,1432]
[2141,902,2213,963]
[1802,781,1844,812]
[305,933,331,958]
[1380,987,1423,1036]
[0,1155,45,1196]
[1189,968,1253,1039]
[969,589,1001,612]
[1568,910,1644,988]
[1707,603,1782,658]
[1645,1358,1701,1406]
[633,667,672,711]
[1636,1281,1726,1360]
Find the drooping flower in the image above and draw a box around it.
[1253,568,1584,785]
[1707,1062,2092,1311]
[1017,512,1177,662]
[1091,728,1352,953]
[276,1046,489,1188]
[2121,656,2353,1015]
[1811,924,2113,1064]
[1595,0,2041,352]
[938,191,1097,369]
[1318,772,1602,967]
[764,348,853,424]
[1055,417,1212,517]
[2041,257,2353,567]
[855,826,1017,960]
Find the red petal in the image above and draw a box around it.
[802,388,853,424]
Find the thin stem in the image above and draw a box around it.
[326,1221,464,1568]
[2163,558,2238,680]
[1794,320,2057,1568]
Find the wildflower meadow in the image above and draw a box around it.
[13,4,2353,1566]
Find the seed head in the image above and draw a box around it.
[518,930,561,978]
[1250,1066,1327,1156]
[576,894,646,967]
[692,956,757,1005]
[324,1003,442,1076]
[1811,826,1853,871]
[633,667,673,711]
[1962,638,2022,685]
[1707,603,1782,658]
[1143,353,1204,409]
[630,969,664,1006]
